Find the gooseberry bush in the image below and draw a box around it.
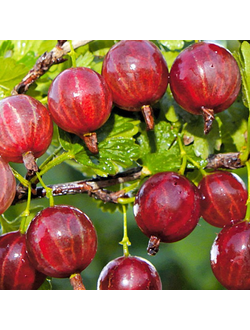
[1,39,250,290]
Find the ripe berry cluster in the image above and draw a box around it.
[0,205,97,290]
[0,40,246,290]
[133,169,250,290]
[0,40,168,290]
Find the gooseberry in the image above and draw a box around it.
[102,40,169,130]
[26,205,97,280]
[170,42,241,134]
[97,255,162,290]
[133,171,201,255]
[47,67,113,154]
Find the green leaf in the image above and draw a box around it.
[58,128,84,155]
[142,145,181,174]
[0,58,28,98]
[217,101,248,152]
[183,116,221,159]
[235,41,250,109]
[75,137,141,176]
[0,205,44,234]
[0,40,14,57]
[137,120,181,173]
[89,40,116,56]
[59,112,141,176]
[0,214,20,234]
[38,278,52,290]
[159,40,185,51]
[0,40,60,100]
[97,111,140,140]
[11,40,57,61]
[76,51,94,68]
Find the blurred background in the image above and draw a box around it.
[5,154,247,290]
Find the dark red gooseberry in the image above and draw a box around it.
[0,94,53,165]
[133,171,201,255]
[26,204,97,279]
[97,255,162,290]
[211,220,250,290]
[47,67,113,154]
[0,231,46,290]
[170,42,241,134]
[0,157,16,214]
[198,171,247,228]
[102,40,169,130]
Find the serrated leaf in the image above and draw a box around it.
[58,113,141,176]
[143,146,181,174]
[75,137,141,176]
[76,51,94,68]
[100,136,141,165]
[137,120,177,155]
[137,120,181,173]
[97,112,140,140]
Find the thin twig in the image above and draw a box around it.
[11,40,93,95]
[12,166,142,205]
[12,149,247,206]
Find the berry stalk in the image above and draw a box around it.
[119,205,131,257]
[69,273,86,290]
[141,105,155,130]
[19,183,32,234]
[83,132,99,154]
[36,172,54,207]
[201,107,215,135]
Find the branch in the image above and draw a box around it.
[205,152,244,169]
[11,40,93,95]
[12,166,142,205]
[11,150,246,206]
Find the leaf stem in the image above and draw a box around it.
[117,181,139,205]
[12,168,30,187]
